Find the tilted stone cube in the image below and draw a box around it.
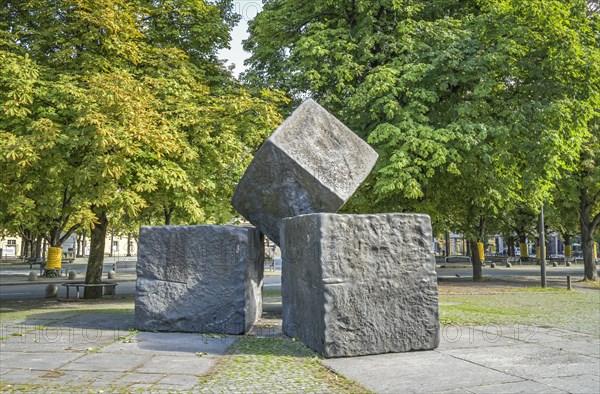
[231,99,378,246]
[135,225,263,334]
[280,213,439,358]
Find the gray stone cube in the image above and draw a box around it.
[232,99,378,246]
[280,213,439,358]
[135,225,264,334]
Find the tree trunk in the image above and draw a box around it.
[126,233,132,257]
[84,209,108,299]
[507,236,515,257]
[164,206,173,225]
[580,185,599,281]
[76,233,82,257]
[470,240,482,280]
[109,229,114,257]
[34,236,43,259]
[82,229,87,256]
[444,231,450,256]
[581,224,598,281]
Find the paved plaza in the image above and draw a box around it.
[1,261,599,393]
[1,307,599,393]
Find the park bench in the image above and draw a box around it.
[442,255,471,268]
[60,282,118,300]
[505,256,521,267]
[27,257,46,272]
[115,260,136,270]
[265,258,275,271]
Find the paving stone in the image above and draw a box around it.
[117,372,166,384]
[0,351,82,370]
[467,380,566,393]
[439,344,599,380]
[100,331,235,356]
[324,350,521,393]
[0,368,48,383]
[135,225,264,334]
[539,374,600,393]
[135,354,219,375]
[61,352,151,372]
[281,213,439,357]
[231,99,377,246]
[58,370,125,388]
[157,373,200,388]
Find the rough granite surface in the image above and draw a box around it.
[135,225,264,334]
[280,213,439,358]
[231,99,378,246]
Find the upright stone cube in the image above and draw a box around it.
[135,225,264,334]
[232,99,378,246]
[280,213,439,358]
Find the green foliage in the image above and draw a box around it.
[0,0,283,245]
[244,0,599,263]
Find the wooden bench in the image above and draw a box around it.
[442,256,471,268]
[61,282,118,300]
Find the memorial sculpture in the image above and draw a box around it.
[280,213,440,357]
[135,98,439,353]
[135,225,263,334]
[231,99,378,246]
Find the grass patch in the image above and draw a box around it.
[0,297,134,322]
[201,337,373,393]
[440,291,600,335]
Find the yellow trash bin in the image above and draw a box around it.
[46,247,62,271]
[565,245,572,257]
[477,242,485,263]
[519,244,528,259]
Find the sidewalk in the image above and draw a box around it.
[1,263,599,393]
[1,310,598,393]
[0,258,137,286]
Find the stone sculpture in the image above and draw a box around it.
[231,99,378,246]
[135,225,264,334]
[280,213,439,358]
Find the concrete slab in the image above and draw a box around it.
[439,344,599,380]
[539,375,600,393]
[323,350,520,393]
[99,331,235,355]
[135,354,219,375]
[57,370,125,387]
[438,325,521,349]
[467,380,566,393]
[0,351,82,370]
[157,373,200,389]
[0,368,48,383]
[61,352,151,372]
[117,372,166,385]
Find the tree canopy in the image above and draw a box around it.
[0,0,283,289]
[244,0,599,279]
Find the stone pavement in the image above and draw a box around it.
[1,309,599,393]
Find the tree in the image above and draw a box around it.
[244,0,599,280]
[1,0,282,295]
